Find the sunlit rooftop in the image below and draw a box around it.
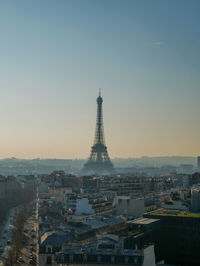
[147,209,200,218]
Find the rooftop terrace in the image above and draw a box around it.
[147,209,200,218]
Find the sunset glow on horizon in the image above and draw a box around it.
[0,0,199,159]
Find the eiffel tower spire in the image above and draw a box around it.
[82,91,114,174]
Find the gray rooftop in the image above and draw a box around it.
[128,217,159,225]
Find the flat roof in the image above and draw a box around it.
[147,209,200,218]
[128,217,160,225]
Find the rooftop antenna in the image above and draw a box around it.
[99,88,101,97]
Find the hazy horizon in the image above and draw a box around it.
[0,155,198,161]
[0,0,200,159]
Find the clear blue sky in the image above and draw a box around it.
[0,0,199,158]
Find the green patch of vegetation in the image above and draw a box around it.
[149,209,200,218]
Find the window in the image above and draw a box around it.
[46,256,52,264]
[83,254,88,262]
[97,256,101,263]
[125,256,130,263]
[47,247,52,253]
[111,256,115,263]
[70,255,73,263]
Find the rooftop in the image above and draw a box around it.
[83,216,124,229]
[128,217,159,225]
[40,231,74,247]
[147,209,200,218]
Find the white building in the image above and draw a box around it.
[76,198,94,215]
[114,196,144,218]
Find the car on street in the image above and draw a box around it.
[29,259,36,265]
[19,257,25,263]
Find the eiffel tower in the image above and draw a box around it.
[82,90,114,174]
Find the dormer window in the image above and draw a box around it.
[46,246,52,253]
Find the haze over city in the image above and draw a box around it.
[1,2,200,266]
[0,0,200,159]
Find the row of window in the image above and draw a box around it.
[56,254,142,264]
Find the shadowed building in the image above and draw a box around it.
[55,244,155,266]
[144,209,200,265]
[82,90,114,175]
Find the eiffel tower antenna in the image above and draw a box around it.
[82,90,114,174]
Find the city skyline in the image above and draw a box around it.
[0,0,200,159]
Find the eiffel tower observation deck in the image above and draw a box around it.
[82,90,114,175]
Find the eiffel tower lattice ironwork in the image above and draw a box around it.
[83,90,114,174]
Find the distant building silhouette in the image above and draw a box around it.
[197,156,200,170]
[82,90,114,175]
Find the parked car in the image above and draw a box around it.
[29,259,36,265]
[19,257,25,263]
